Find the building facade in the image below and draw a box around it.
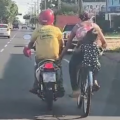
[83,2,106,15]
[61,0,106,15]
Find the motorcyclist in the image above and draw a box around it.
[58,11,107,98]
[23,9,65,96]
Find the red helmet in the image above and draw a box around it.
[38,9,54,25]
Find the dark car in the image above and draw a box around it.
[13,24,19,29]
[31,26,36,30]
[22,24,27,29]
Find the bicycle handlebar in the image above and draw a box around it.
[99,47,104,52]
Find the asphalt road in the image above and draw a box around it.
[0,29,120,120]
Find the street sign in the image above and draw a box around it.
[106,0,120,12]
[83,2,106,15]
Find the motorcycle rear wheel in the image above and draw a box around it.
[45,90,53,110]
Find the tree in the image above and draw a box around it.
[60,0,83,15]
[8,1,18,23]
[23,14,30,20]
[0,0,18,23]
[13,17,20,24]
[58,3,78,15]
[30,17,37,24]
[30,15,38,24]
[40,0,79,15]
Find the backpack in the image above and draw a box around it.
[75,22,93,40]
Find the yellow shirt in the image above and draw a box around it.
[31,25,63,60]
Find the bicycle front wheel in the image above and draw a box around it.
[82,71,93,117]
[77,68,83,109]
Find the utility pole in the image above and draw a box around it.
[33,2,37,27]
[34,2,37,15]
[45,0,46,9]
[37,0,40,14]
[0,17,2,23]
[36,0,40,28]
[75,0,78,5]
[58,0,61,10]
[32,6,34,27]
[78,0,83,15]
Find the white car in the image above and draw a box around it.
[0,24,11,38]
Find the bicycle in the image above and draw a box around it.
[77,47,104,117]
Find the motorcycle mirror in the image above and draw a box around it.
[23,34,31,40]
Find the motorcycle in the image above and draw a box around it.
[23,34,63,110]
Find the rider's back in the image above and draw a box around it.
[32,25,62,60]
[74,21,102,46]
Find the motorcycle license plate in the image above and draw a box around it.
[43,72,56,82]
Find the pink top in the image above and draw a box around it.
[72,21,93,41]
[72,21,101,46]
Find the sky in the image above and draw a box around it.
[13,0,36,23]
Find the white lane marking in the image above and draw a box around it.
[0,32,18,52]
[0,49,4,52]
[63,58,69,63]
[4,44,7,47]
[11,30,19,40]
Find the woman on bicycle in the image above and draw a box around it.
[59,11,107,98]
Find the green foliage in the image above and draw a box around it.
[60,2,78,15]
[106,47,120,53]
[13,17,20,24]
[23,14,30,20]
[40,0,54,10]
[0,0,18,23]
[58,5,78,15]
[9,1,18,22]
[23,14,38,24]
[30,16,38,24]
[40,0,78,15]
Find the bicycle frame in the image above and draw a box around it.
[80,67,94,88]
[88,70,93,87]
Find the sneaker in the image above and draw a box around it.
[57,87,65,97]
[29,88,38,94]
[92,80,100,92]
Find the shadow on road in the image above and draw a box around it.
[0,54,120,119]
[0,37,9,39]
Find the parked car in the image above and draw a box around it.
[22,24,27,29]
[0,24,11,38]
[31,26,36,30]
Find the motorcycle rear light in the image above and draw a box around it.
[44,63,54,69]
